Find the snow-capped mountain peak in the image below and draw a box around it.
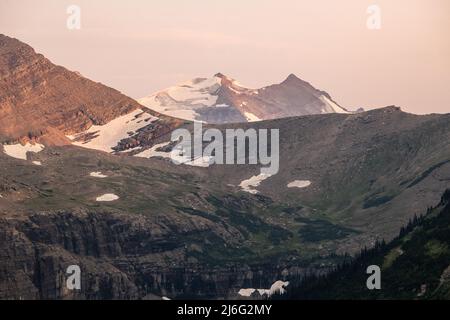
[139,73,349,124]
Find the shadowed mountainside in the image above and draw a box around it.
[282,189,450,300]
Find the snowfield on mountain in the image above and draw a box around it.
[139,73,350,124]
[67,109,158,153]
[3,142,45,160]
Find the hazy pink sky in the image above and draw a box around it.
[1,0,449,114]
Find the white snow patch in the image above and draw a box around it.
[287,180,311,188]
[319,95,349,114]
[267,281,290,296]
[32,161,42,166]
[169,77,220,102]
[244,112,261,122]
[121,145,143,153]
[90,172,108,178]
[238,289,256,297]
[3,143,45,160]
[162,296,171,301]
[257,289,267,295]
[68,109,157,153]
[239,171,273,194]
[134,141,172,159]
[134,141,212,167]
[96,194,119,202]
[238,281,289,298]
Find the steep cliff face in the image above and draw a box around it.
[0,34,142,144]
[0,210,312,300]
